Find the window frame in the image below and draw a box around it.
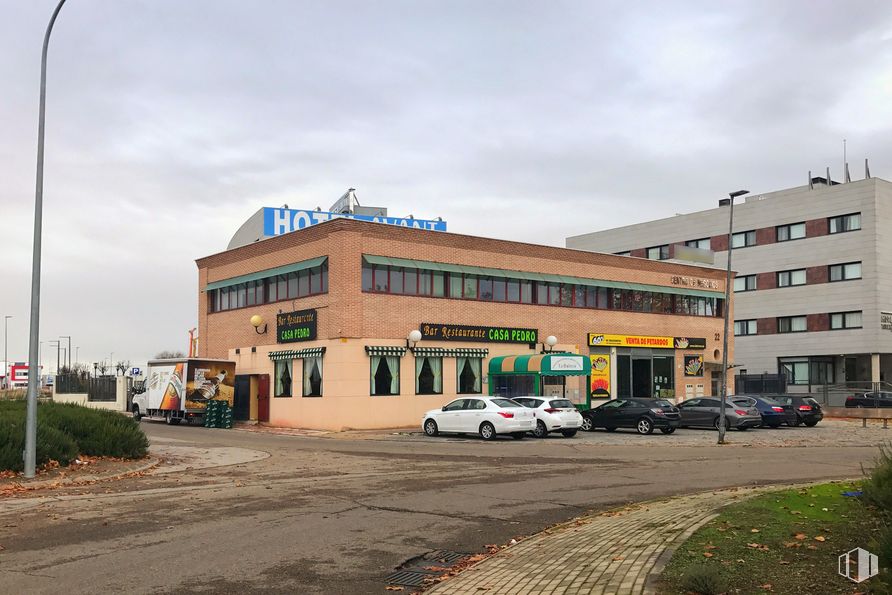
[685,238,711,250]
[302,356,323,397]
[734,319,757,336]
[646,245,669,260]
[776,222,806,242]
[733,274,757,292]
[731,230,756,248]
[829,261,862,282]
[777,315,807,334]
[776,269,807,288]
[830,311,863,330]
[828,212,862,234]
[274,359,293,398]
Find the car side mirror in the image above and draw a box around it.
[441,406,447,411]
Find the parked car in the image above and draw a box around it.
[580,398,681,435]
[676,397,762,431]
[773,395,824,427]
[514,397,583,438]
[845,392,892,408]
[422,397,535,440]
[731,396,796,428]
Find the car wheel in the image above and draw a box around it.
[511,432,526,440]
[856,404,865,408]
[737,426,749,431]
[636,417,654,435]
[533,420,548,438]
[713,416,730,431]
[479,422,497,441]
[789,417,801,427]
[604,427,617,432]
[423,419,439,437]
[580,416,594,432]
[132,405,141,422]
[804,420,819,427]
[561,429,577,438]
[660,427,676,434]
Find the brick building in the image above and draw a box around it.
[196,218,732,430]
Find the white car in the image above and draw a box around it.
[422,397,535,440]
[513,397,583,438]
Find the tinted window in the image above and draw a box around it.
[549,400,574,409]
[774,397,793,405]
[652,400,674,408]
[626,401,646,408]
[682,399,701,407]
[491,398,521,408]
[732,398,756,406]
[599,400,624,409]
[760,397,781,405]
[443,399,465,411]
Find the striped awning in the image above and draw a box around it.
[412,347,489,358]
[205,256,328,292]
[488,353,591,377]
[365,346,407,357]
[269,347,327,360]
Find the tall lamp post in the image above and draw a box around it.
[717,189,749,445]
[3,315,10,389]
[60,335,71,370]
[49,340,60,375]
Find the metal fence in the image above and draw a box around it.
[54,373,91,394]
[811,381,892,407]
[88,376,117,402]
[734,373,787,395]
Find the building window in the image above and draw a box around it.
[456,357,483,394]
[685,238,711,250]
[830,311,862,330]
[776,222,806,242]
[214,259,330,312]
[302,356,323,397]
[777,269,806,287]
[829,262,861,282]
[731,230,756,248]
[733,274,756,292]
[734,320,757,336]
[780,358,809,385]
[829,212,861,234]
[370,356,400,396]
[646,245,669,260]
[274,359,293,397]
[415,356,443,395]
[777,315,807,333]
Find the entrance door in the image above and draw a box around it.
[257,374,270,423]
[632,358,652,398]
[233,375,251,421]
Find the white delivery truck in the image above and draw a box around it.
[132,358,236,425]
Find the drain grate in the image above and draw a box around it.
[384,570,438,588]
[385,550,472,588]
[426,550,469,565]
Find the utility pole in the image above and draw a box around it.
[60,335,71,370]
[49,340,60,375]
[3,316,10,389]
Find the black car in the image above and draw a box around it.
[845,392,892,408]
[773,395,824,427]
[580,398,681,435]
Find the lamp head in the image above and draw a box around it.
[250,315,268,334]
[408,329,422,343]
[546,335,558,347]
[729,189,749,199]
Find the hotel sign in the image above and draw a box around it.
[277,309,317,343]
[421,323,538,344]
[588,334,706,349]
[670,276,720,290]
[263,207,447,236]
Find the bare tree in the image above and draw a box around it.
[97,361,109,376]
[154,350,185,359]
[115,360,130,377]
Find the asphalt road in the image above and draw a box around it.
[0,422,882,594]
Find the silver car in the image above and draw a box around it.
[677,397,762,431]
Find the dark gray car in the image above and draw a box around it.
[677,397,762,431]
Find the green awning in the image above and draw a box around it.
[205,256,327,291]
[361,255,722,298]
[269,347,326,360]
[365,346,407,357]
[412,347,489,358]
[488,353,592,377]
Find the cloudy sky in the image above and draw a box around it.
[2,0,891,372]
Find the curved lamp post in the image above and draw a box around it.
[25,0,68,478]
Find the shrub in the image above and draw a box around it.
[679,565,727,595]
[863,444,892,512]
[0,401,147,472]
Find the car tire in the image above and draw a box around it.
[636,417,654,435]
[604,427,617,432]
[713,416,730,431]
[660,427,676,434]
[533,420,548,438]
[856,404,865,408]
[561,430,577,438]
[790,417,801,427]
[804,420,819,427]
[737,426,749,431]
[479,422,497,441]
[423,419,439,437]
[132,406,141,422]
[511,432,526,440]
[580,416,594,432]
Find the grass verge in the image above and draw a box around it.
[659,481,882,594]
[0,400,148,472]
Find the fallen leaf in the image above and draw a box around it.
[807,545,818,550]
[384,587,404,592]
[794,533,807,540]
[814,536,826,542]
[705,545,718,550]
[780,561,790,565]
[612,556,624,561]
[783,542,802,548]
[759,583,773,590]
[751,528,761,533]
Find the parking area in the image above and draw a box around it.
[397,418,890,447]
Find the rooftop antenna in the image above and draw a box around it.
[845,162,852,183]
[866,158,871,179]
[808,170,813,190]
[843,139,847,181]
[826,166,831,185]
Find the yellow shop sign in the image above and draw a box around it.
[587,333,674,349]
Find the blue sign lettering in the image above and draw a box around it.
[263,208,447,236]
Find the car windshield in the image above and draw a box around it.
[774,397,793,405]
[732,397,756,406]
[491,398,522,408]
[549,400,574,409]
[804,398,820,406]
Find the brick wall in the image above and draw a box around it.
[805,217,829,237]
[807,313,830,332]
[711,234,728,252]
[755,227,776,246]
[806,265,828,285]
[757,318,776,335]
[756,272,776,290]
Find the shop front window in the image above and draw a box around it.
[371,356,400,395]
[457,357,482,394]
[275,359,293,397]
[302,357,323,397]
[415,356,443,395]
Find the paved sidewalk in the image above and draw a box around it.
[427,487,769,595]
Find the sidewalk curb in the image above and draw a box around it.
[2,456,160,491]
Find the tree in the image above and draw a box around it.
[115,360,131,376]
[154,350,185,359]
[97,361,109,376]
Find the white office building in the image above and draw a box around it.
[567,175,892,399]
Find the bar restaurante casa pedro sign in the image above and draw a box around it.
[276,309,317,343]
[421,323,538,345]
[587,334,706,349]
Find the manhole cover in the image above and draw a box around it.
[386,550,472,588]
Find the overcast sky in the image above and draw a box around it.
[2,0,891,372]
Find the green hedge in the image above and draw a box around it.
[0,401,148,472]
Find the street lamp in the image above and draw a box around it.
[49,340,60,375]
[718,189,749,445]
[60,335,71,370]
[24,0,68,478]
[3,315,10,389]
